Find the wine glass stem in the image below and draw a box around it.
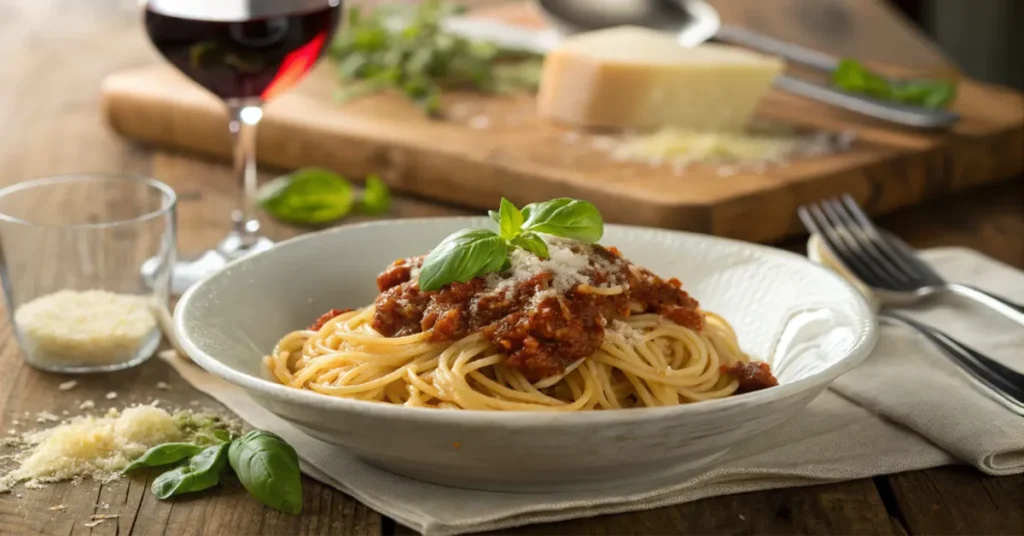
[227,103,264,250]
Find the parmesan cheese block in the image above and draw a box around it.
[537,26,784,131]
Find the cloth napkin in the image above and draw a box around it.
[163,247,1024,535]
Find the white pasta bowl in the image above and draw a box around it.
[175,218,877,492]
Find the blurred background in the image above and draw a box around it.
[890,0,1024,89]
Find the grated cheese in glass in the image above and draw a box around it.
[14,290,158,367]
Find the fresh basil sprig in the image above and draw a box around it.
[228,431,304,516]
[418,197,603,291]
[124,428,304,515]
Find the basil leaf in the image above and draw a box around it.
[418,228,508,291]
[488,210,500,224]
[521,198,604,243]
[151,443,229,499]
[228,430,303,516]
[258,167,354,226]
[497,198,523,240]
[123,443,205,474]
[358,174,391,215]
[832,58,955,109]
[511,232,549,259]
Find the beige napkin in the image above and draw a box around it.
[163,247,1024,535]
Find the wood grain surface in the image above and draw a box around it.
[0,1,1022,535]
[100,1,1024,243]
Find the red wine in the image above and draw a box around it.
[145,1,342,102]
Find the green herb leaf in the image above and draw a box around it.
[418,228,508,291]
[511,232,549,259]
[521,198,604,243]
[359,174,391,215]
[228,431,303,516]
[487,210,500,224]
[259,168,354,226]
[832,58,956,109]
[151,443,229,499]
[497,198,523,240]
[123,443,206,474]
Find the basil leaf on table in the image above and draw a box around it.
[258,167,354,226]
[151,443,229,499]
[359,174,391,215]
[511,231,549,259]
[497,197,523,240]
[521,198,604,243]
[228,430,304,516]
[418,228,508,291]
[122,443,206,474]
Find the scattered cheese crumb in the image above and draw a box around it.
[58,381,78,391]
[105,392,118,400]
[7,430,16,435]
[36,412,60,424]
[155,382,170,391]
[13,290,157,366]
[11,420,18,426]
[79,401,95,410]
[48,504,66,512]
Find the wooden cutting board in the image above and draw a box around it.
[101,2,1024,243]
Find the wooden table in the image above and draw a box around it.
[1,1,1021,534]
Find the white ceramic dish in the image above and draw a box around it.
[175,218,877,492]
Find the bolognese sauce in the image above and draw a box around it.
[317,238,778,389]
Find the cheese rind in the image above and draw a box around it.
[537,26,784,131]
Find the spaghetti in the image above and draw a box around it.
[265,236,778,411]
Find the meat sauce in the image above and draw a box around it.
[721,362,778,393]
[371,242,703,381]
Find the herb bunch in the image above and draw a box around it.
[328,0,543,116]
[124,429,303,515]
[418,198,603,291]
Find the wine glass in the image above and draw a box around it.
[143,0,343,293]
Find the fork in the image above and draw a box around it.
[799,195,1024,414]
[798,195,1024,328]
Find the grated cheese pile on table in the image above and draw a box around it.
[0,406,179,491]
[609,126,855,175]
[0,405,239,492]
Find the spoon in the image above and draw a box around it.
[447,0,959,129]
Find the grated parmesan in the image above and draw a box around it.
[606,125,855,174]
[487,237,627,297]
[607,320,646,346]
[0,406,181,490]
[14,290,158,367]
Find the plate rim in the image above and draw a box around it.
[175,217,879,426]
